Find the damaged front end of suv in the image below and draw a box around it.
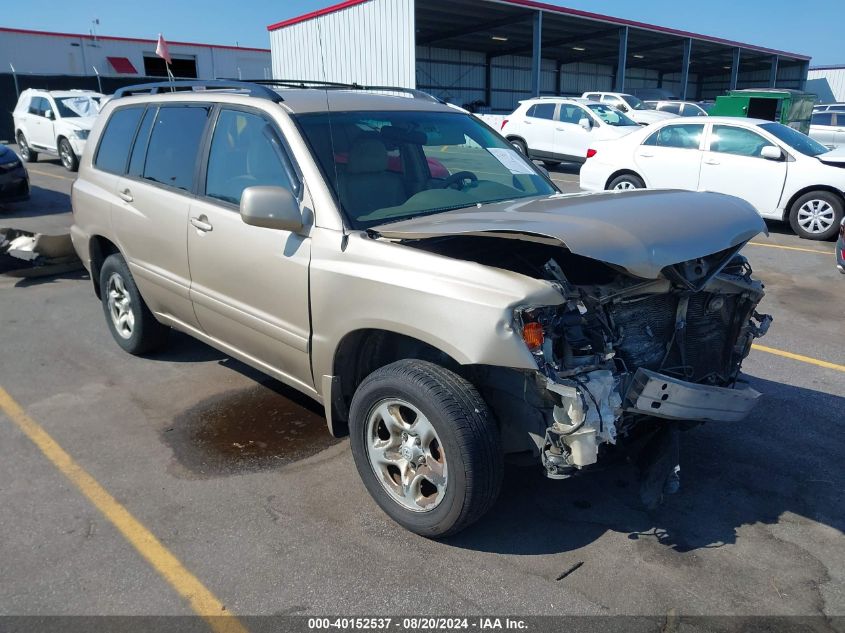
[374,189,772,490]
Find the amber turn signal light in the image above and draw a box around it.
[522,321,544,351]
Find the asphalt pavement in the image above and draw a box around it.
[0,154,842,625]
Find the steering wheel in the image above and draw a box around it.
[440,171,478,190]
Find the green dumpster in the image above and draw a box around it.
[708,89,817,134]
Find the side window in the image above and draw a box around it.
[528,103,555,120]
[660,103,681,115]
[643,124,704,149]
[94,107,145,174]
[525,105,537,118]
[584,93,599,101]
[143,105,210,191]
[710,125,770,157]
[28,97,45,117]
[205,109,297,206]
[811,113,833,126]
[128,107,156,177]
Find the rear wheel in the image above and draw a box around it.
[17,133,37,162]
[510,139,528,156]
[59,138,79,172]
[789,191,843,240]
[99,254,169,355]
[348,360,503,538]
[607,173,645,191]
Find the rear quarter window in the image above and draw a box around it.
[94,107,145,174]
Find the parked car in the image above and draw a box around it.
[0,144,29,203]
[71,80,771,537]
[837,218,845,273]
[580,116,845,240]
[814,103,845,113]
[809,111,845,148]
[645,100,709,117]
[12,89,105,172]
[501,97,641,165]
[581,91,679,125]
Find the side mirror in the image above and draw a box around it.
[760,145,782,160]
[44,109,54,120]
[240,186,303,232]
[578,117,592,131]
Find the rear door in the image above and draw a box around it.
[186,106,313,390]
[698,124,787,217]
[522,102,558,155]
[29,97,54,149]
[633,123,705,189]
[112,103,211,329]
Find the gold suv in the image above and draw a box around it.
[71,80,771,537]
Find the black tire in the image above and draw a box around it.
[788,191,844,241]
[510,139,528,156]
[543,160,562,169]
[348,360,503,538]
[607,173,645,191]
[17,133,37,162]
[59,138,79,172]
[99,254,169,355]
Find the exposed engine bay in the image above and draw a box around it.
[402,235,772,481]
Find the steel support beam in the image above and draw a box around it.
[680,38,692,100]
[556,60,562,95]
[769,55,779,88]
[730,47,741,90]
[615,26,628,93]
[485,54,492,106]
[799,60,809,90]
[531,11,542,97]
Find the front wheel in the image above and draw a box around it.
[59,138,79,172]
[607,173,645,191]
[510,139,528,156]
[348,360,503,538]
[789,191,844,241]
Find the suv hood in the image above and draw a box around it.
[60,116,97,131]
[372,190,765,279]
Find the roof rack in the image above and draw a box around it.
[241,79,444,104]
[113,80,284,102]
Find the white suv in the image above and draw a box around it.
[501,97,641,165]
[13,89,104,171]
[582,92,678,125]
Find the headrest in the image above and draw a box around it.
[347,137,389,174]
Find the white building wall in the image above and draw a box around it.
[270,0,415,87]
[0,29,270,79]
[807,67,845,103]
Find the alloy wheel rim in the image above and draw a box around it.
[19,138,29,160]
[614,180,637,190]
[797,200,835,234]
[60,143,72,168]
[107,273,135,339]
[365,398,448,513]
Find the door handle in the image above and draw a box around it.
[555,127,565,131]
[190,215,213,232]
[118,188,133,202]
[524,120,532,124]
[704,158,720,165]
[638,152,654,158]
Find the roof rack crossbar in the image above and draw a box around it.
[113,80,284,102]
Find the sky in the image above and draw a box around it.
[2,0,841,65]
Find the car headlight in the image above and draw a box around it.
[0,160,21,171]
[72,130,90,140]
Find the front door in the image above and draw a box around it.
[553,103,592,161]
[187,106,313,391]
[698,124,787,217]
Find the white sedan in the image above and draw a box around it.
[580,116,845,240]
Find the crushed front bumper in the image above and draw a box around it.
[624,368,760,423]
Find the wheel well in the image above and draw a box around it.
[782,186,845,221]
[506,135,527,147]
[330,329,461,435]
[89,236,120,298]
[605,169,643,190]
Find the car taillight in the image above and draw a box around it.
[501,119,509,130]
[586,149,597,159]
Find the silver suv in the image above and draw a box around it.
[71,80,771,537]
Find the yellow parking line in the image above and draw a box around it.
[747,241,832,255]
[27,167,75,181]
[0,386,248,633]
[751,344,845,373]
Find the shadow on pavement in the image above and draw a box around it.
[0,184,70,220]
[444,373,844,555]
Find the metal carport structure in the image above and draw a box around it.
[268,0,811,112]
